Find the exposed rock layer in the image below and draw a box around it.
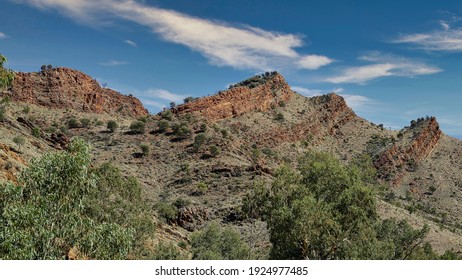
[11,68,148,117]
[173,73,293,121]
[374,117,442,185]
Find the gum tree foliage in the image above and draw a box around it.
[0,54,15,90]
[190,222,250,260]
[242,151,450,260]
[0,138,154,259]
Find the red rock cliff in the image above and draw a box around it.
[10,68,148,117]
[173,73,293,121]
[374,117,442,185]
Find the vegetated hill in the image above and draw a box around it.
[0,68,461,258]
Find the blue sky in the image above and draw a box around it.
[1,0,462,138]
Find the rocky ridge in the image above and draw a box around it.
[10,68,148,117]
[374,117,442,185]
[173,73,293,122]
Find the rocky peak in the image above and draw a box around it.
[310,93,356,134]
[10,67,148,117]
[172,72,293,121]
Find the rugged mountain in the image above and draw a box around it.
[10,67,148,117]
[1,68,461,255]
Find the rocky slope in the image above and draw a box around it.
[1,69,461,255]
[10,67,148,117]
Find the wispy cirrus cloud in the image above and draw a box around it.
[325,52,441,84]
[13,0,333,71]
[124,39,137,47]
[392,15,462,51]
[98,60,129,66]
[0,32,9,39]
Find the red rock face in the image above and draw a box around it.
[11,68,148,117]
[374,117,442,185]
[173,73,293,121]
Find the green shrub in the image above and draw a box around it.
[0,54,15,90]
[129,121,146,134]
[45,126,57,133]
[220,129,229,138]
[200,123,207,132]
[196,182,208,195]
[13,136,25,150]
[22,106,30,114]
[140,144,149,156]
[156,202,177,223]
[68,118,79,129]
[193,133,206,151]
[275,112,284,121]
[190,222,250,260]
[80,118,91,128]
[32,127,41,138]
[172,122,191,138]
[183,97,195,103]
[157,120,169,132]
[210,145,220,157]
[138,116,148,123]
[160,110,173,121]
[107,120,118,133]
[152,242,186,260]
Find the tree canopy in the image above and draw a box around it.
[0,138,155,259]
[242,151,456,260]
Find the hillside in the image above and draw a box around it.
[0,68,461,258]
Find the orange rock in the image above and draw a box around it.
[11,68,148,117]
[173,73,293,121]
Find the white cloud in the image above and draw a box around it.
[0,32,8,39]
[124,39,137,47]
[143,88,186,103]
[292,86,344,97]
[393,19,462,51]
[297,55,333,70]
[98,60,129,66]
[326,52,441,84]
[14,0,333,71]
[140,99,165,109]
[292,86,374,112]
[439,20,450,31]
[340,94,373,110]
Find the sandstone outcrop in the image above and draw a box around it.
[10,68,148,117]
[374,117,442,185]
[173,73,293,121]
